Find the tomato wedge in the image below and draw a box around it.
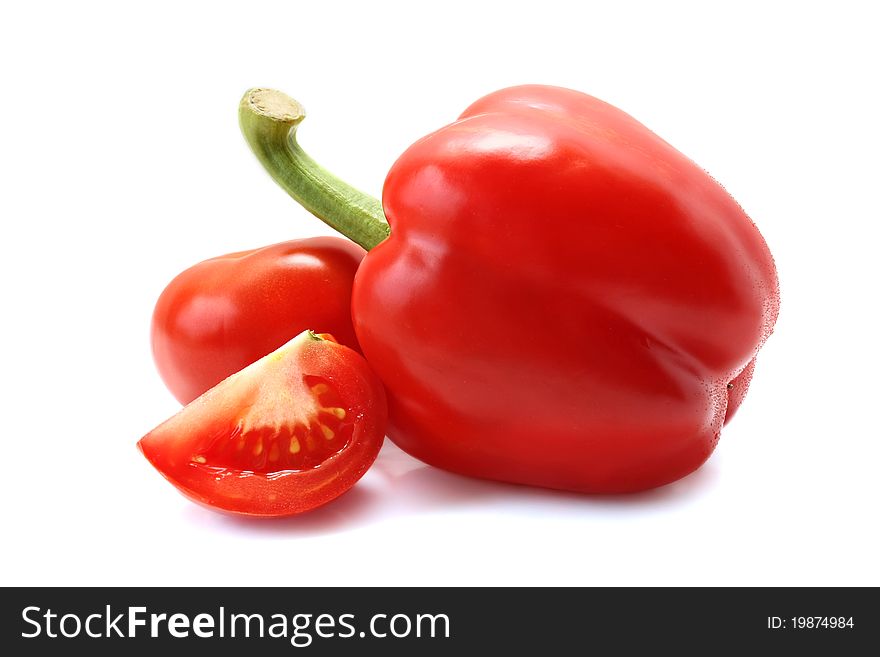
[138,331,387,516]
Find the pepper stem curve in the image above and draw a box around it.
[239,88,390,251]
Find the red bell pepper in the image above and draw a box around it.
[240,85,779,493]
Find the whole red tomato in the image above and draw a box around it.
[152,236,364,404]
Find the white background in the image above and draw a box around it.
[1,1,877,586]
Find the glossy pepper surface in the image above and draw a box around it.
[240,85,780,493]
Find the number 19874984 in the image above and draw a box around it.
[768,617,854,630]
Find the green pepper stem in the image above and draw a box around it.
[239,88,390,251]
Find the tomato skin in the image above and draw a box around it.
[352,85,779,493]
[152,237,365,405]
[138,331,387,517]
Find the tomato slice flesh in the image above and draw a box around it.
[192,376,354,473]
